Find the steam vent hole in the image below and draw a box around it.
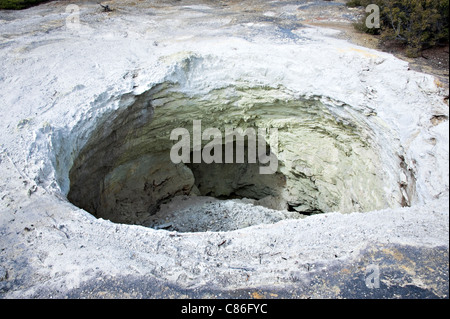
[67,84,415,232]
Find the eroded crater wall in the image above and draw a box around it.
[68,83,410,226]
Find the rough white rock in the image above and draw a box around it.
[0,0,448,298]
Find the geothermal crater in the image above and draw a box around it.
[0,0,447,299]
[67,80,415,232]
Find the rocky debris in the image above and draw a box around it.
[146,195,303,232]
[99,4,112,13]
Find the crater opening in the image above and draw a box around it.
[186,140,287,206]
[67,83,414,232]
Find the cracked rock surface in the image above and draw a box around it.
[0,0,448,298]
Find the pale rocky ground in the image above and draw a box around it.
[0,0,448,298]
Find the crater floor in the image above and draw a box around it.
[0,0,448,298]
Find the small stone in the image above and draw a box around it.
[0,267,8,281]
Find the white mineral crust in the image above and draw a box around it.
[0,1,448,297]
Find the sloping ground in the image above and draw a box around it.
[26,244,450,298]
[0,0,448,298]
